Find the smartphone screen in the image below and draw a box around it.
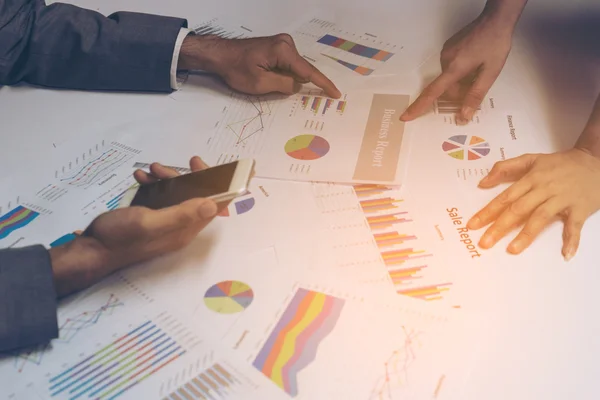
[130,161,239,210]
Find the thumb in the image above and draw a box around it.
[479,154,537,188]
[460,67,501,121]
[257,72,302,95]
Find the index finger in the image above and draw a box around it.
[281,51,341,98]
[400,72,461,121]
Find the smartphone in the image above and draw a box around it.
[119,159,255,210]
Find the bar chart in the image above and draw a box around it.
[317,34,394,61]
[163,363,242,400]
[353,184,391,198]
[48,320,186,400]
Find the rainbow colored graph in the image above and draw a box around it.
[48,320,185,399]
[317,34,394,61]
[397,283,453,302]
[360,197,403,213]
[311,97,323,114]
[353,184,391,198]
[252,289,345,396]
[322,53,374,76]
[166,363,241,399]
[373,231,416,248]
[366,212,412,229]
[381,248,431,266]
[323,98,334,115]
[301,96,310,110]
[337,100,347,114]
[0,206,39,240]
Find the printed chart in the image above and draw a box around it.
[57,145,137,189]
[0,205,39,240]
[12,294,123,373]
[164,362,243,399]
[252,288,345,396]
[207,93,284,163]
[285,135,330,160]
[442,135,491,161]
[47,319,186,400]
[221,194,255,217]
[292,18,400,77]
[204,281,254,314]
[218,91,412,185]
[349,185,455,303]
[297,95,347,117]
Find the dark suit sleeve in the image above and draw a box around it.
[0,245,59,352]
[0,0,188,92]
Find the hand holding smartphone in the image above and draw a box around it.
[119,159,255,209]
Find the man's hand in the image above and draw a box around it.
[178,33,341,98]
[466,149,600,260]
[400,8,519,123]
[50,157,216,298]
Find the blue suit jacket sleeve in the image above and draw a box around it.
[0,0,188,92]
[0,245,59,352]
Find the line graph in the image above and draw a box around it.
[57,142,140,190]
[12,295,124,373]
[225,97,274,145]
[370,326,424,400]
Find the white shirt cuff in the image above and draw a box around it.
[170,28,192,90]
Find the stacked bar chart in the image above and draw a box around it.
[323,98,334,115]
[164,363,242,400]
[311,97,322,114]
[322,54,374,76]
[48,320,185,400]
[317,34,394,61]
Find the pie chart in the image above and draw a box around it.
[442,135,491,161]
[204,280,254,314]
[285,134,330,160]
[221,196,255,217]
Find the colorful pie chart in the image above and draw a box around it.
[285,134,330,160]
[204,280,254,314]
[442,135,491,161]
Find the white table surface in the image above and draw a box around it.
[1,0,600,399]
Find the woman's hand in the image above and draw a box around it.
[467,149,600,260]
[401,12,515,123]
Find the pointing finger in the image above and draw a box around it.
[400,70,463,121]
